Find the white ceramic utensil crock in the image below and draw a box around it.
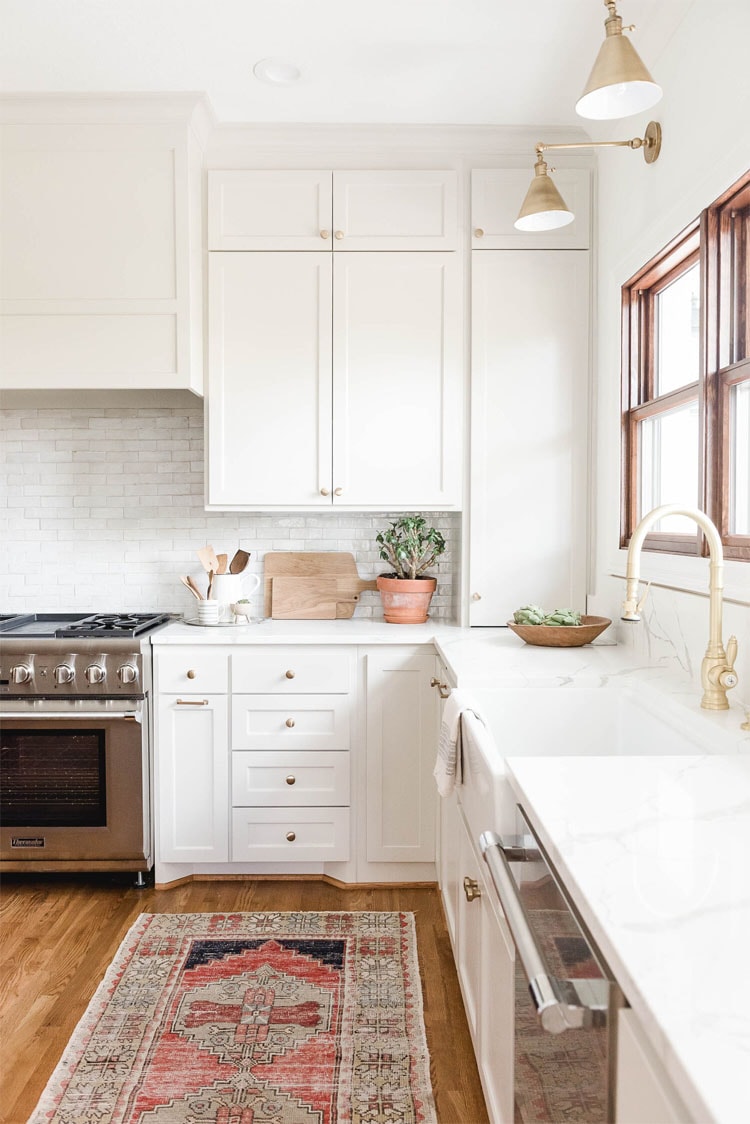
[209,572,261,622]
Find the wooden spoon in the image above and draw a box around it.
[229,549,250,574]
[216,553,228,575]
[180,575,204,600]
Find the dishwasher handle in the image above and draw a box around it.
[480,830,610,1034]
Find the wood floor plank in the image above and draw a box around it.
[0,876,489,1124]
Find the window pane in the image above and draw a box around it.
[729,379,750,534]
[639,399,699,531]
[655,263,700,395]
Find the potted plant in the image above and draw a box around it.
[375,515,446,624]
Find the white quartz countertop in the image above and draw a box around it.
[506,754,750,1124]
[151,618,466,646]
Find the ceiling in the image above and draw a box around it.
[0,0,693,126]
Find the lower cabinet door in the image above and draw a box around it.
[231,807,350,862]
[457,815,484,1041]
[439,789,460,949]
[156,694,229,862]
[479,887,516,1124]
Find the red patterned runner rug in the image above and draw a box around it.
[29,911,437,1124]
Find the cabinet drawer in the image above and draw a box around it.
[232,751,350,807]
[232,694,351,750]
[231,647,353,694]
[231,807,350,862]
[156,649,228,694]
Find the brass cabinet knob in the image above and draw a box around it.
[474,227,484,238]
[286,775,296,785]
[285,718,296,728]
[333,487,343,496]
[186,669,196,679]
[320,229,330,239]
[320,487,330,496]
[463,876,481,902]
[286,831,296,842]
[285,669,295,679]
[471,592,482,601]
[334,230,344,240]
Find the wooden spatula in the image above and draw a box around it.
[197,545,220,573]
[230,549,251,574]
[216,553,228,575]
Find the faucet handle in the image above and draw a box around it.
[726,635,738,669]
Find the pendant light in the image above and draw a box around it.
[514,122,661,232]
[576,1,662,120]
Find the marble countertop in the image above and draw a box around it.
[506,754,750,1124]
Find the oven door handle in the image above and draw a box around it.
[480,830,610,1034]
[0,711,141,721]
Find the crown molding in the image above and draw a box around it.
[0,92,214,129]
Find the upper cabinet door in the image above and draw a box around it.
[208,170,333,250]
[332,171,458,250]
[332,252,463,508]
[471,168,591,250]
[207,252,333,507]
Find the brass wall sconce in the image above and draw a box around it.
[577,0,662,120]
[514,121,661,232]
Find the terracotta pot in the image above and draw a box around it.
[376,575,437,624]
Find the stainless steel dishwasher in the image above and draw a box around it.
[481,809,625,1123]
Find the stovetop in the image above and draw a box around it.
[0,613,171,639]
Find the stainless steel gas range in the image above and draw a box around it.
[0,612,170,880]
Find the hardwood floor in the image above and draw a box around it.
[0,875,489,1124]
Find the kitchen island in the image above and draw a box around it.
[505,753,750,1124]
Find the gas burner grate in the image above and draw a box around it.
[55,613,171,638]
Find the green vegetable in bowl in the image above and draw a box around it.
[513,605,582,626]
[542,608,582,626]
[513,605,547,625]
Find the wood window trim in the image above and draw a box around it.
[621,169,750,562]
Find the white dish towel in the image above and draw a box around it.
[433,690,482,798]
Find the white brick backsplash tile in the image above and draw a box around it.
[1,405,460,615]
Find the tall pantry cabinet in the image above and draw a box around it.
[468,168,592,625]
[206,170,463,510]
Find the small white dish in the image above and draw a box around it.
[231,602,260,624]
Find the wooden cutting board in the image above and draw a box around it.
[264,552,377,618]
[271,577,362,619]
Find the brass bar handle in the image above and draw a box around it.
[430,677,451,700]
[176,698,209,706]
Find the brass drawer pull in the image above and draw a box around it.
[285,718,296,728]
[286,775,296,785]
[285,669,295,679]
[286,831,296,842]
[463,876,481,902]
[474,227,484,238]
[186,669,196,679]
[430,677,451,700]
[176,698,209,706]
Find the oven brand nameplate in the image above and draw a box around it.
[11,837,46,848]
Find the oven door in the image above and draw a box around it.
[0,699,151,870]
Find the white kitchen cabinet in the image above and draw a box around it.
[155,694,229,863]
[471,167,591,250]
[207,250,462,509]
[616,1009,690,1124]
[0,96,206,392]
[208,169,458,251]
[364,648,438,864]
[470,249,590,625]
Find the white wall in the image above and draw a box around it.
[588,0,750,705]
[0,405,460,619]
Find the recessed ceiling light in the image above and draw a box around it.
[253,58,302,86]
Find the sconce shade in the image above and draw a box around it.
[576,21,662,119]
[514,160,574,231]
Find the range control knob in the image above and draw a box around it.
[10,664,32,685]
[117,664,138,685]
[85,664,106,685]
[54,664,75,685]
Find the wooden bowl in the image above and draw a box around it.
[506,615,612,647]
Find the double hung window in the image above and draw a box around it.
[621,171,749,560]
